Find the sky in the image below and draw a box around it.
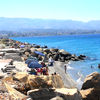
[0,0,100,21]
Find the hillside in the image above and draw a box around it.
[0,17,100,37]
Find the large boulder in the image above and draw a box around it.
[80,72,100,100]
[53,54,59,61]
[24,48,31,54]
[43,49,51,54]
[34,45,40,48]
[80,88,100,100]
[4,82,29,100]
[12,73,65,92]
[37,48,43,52]
[13,72,29,83]
[0,48,20,53]
[3,53,22,61]
[50,48,59,52]
[81,72,100,90]
[78,55,86,60]
[30,47,36,52]
[27,74,65,89]
[31,52,38,57]
[27,88,82,100]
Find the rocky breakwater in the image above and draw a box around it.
[0,38,86,63]
[80,72,100,100]
[1,72,82,100]
[23,46,86,63]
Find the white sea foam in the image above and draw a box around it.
[66,61,85,89]
[67,65,74,70]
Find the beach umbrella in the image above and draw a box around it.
[34,51,45,56]
[25,59,36,64]
[25,57,38,64]
[28,62,42,68]
[28,56,37,60]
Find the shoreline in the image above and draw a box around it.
[49,61,77,88]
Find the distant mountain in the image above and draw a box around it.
[0,17,100,31]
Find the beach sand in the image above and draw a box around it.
[48,61,77,88]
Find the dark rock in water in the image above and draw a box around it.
[71,57,79,61]
[34,45,40,48]
[59,52,72,58]
[57,52,72,61]
[41,45,48,48]
[78,55,86,60]
[80,55,86,58]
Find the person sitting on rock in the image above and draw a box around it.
[37,68,41,75]
[41,62,46,67]
[48,56,54,66]
[30,68,37,75]
[43,68,46,75]
[40,68,43,75]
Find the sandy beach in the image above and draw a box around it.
[49,61,77,88]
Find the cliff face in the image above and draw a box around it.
[80,72,100,100]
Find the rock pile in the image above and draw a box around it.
[22,48,86,62]
[0,39,86,62]
[1,73,82,100]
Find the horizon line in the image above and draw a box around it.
[1,16,100,22]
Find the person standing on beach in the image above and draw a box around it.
[64,65,67,73]
[91,65,93,68]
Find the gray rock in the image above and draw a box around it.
[3,53,22,61]
[27,88,82,100]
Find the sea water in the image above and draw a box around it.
[11,34,100,87]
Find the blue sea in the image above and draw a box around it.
[11,34,100,87]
